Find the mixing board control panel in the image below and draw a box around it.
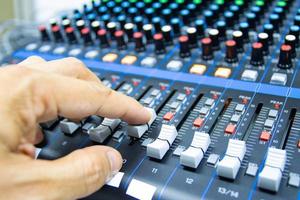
[0,0,300,199]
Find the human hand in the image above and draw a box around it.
[0,56,150,200]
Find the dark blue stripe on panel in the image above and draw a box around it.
[13,50,299,99]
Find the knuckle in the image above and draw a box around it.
[104,88,114,99]
[65,57,86,70]
[27,55,43,61]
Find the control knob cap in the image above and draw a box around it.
[134,32,145,52]
[154,33,166,54]
[277,44,293,69]
[250,42,264,66]
[97,29,110,48]
[225,40,238,63]
[115,30,127,50]
[201,37,213,60]
[179,35,191,58]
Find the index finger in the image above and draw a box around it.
[30,69,151,124]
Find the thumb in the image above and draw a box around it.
[49,146,123,199]
[0,146,122,200]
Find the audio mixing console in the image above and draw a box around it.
[0,0,300,199]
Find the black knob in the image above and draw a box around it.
[179,35,191,58]
[169,3,179,13]
[204,10,214,26]
[113,6,122,16]
[152,17,162,33]
[81,28,93,45]
[195,19,205,38]
[289,25,299,48]
[76,20,85,31]
[208,29,220,50]
[229,5,240,21]
[124,23,135,42]
[251,6,262,17]
[98,6,108,15]
[73,13,83,22]
[62,19,71,29]
[117,14,126,29]
[232,30,244,53]
[136,2,146,14]
[101,14,111,26]
[239,22,250,42]
[187,3,197,19]
[91,20,101,33]
[170,18,181,36]
[269,14,280,31]
[87,13,96,23]
[38,25,50,41]
[106,1,116,12]
[258,32,269,55]
[134,16,144,31]
[134,32,145,52]
[285,35,296,58]
[162,8,172,23]
[274,7,285,19]
[97,29,110,48]
[216,21,226,41]
[49,18,58,27]
[121,1,130,13]
[278,44,293,69]
[294,15,300,26]
[180,9,190,25]
[145,8,154,21]
[201,37,213,60]
[162,25,173,46]
[246,12,256,29]
[187,27,198,48]
[263,24,274,45]
[143,24,154,43]
[115,30,127,50]
[128,7,138,18]
[210,4,220,15]
[92,1,100,10]
[250,42,264,66]
[51,25,63,42]
[225,40,238,63]
[154,33,165,54]
[65,27,77,44]
[152,2,162,12]
[107,22,117,40]
[224,11,234,28]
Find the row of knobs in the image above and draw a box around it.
[40,17,299,70]
[180,30,296,69]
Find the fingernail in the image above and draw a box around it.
[142,107,151,122]
[106,151,121,174]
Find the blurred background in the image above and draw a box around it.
[0,0,89,23]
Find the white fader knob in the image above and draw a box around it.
[180,132,211,168]
[258,147,286,192]
[127,108,157,138]
[147,124,178,159]
[216,139,246,179]
[88,118,121,143]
